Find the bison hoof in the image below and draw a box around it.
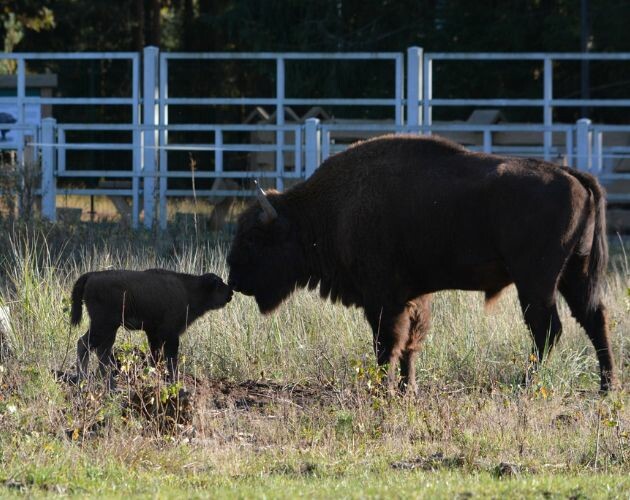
[600,375,619,393]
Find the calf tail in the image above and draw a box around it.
[565,168,609,311]
[71,273,90,326]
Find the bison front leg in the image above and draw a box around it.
[399,295,432,395]
[399,351,417,394]
[559,257,617,392]
[364,303,409,395]
[516,290,563,388]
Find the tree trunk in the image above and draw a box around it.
[150,0,161,47]
[135,0,145,51]
[183,0,194,50]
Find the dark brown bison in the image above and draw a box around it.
[72,269,232,382]
[227,134,616,392]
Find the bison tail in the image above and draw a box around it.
[567,169,609,311]
[587,176,609,311]
[70,273,90,326]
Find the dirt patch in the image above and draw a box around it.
[56,344,340,417]
[54,361,341,437]
[191,377,339,413]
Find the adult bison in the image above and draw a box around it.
[227,134,616,392]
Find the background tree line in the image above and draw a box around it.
[2,0,630,125]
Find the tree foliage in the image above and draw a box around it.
[1,1,630,123]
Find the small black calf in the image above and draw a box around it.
[71,269,232,383]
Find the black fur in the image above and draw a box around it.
[72,269,232,382]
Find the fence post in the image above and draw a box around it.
[483,130,492,154]
[275,56,285,191]
[41,118,56,222]
[422,56,433,133]
[592,130,603,174]
[143,46,159,229]
[304,118,320,179]
[131,53,141,229]
[406,46,422,132]
[576,118,591,171]
[16,58,25,165]
[543,57,553,161]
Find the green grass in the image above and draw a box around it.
[1,454,628,498]
[0,224,628,497]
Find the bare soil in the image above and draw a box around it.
[191,376,339,412]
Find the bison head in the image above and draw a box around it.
[227,186,307,314]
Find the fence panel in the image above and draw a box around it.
[1,48,630,226]
[0,51,140,225]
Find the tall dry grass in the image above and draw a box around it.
[0,226,627,494]
[1,229,626,391]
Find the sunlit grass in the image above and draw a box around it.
[0,227,628,497]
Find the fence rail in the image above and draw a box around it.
[1,47,630,228]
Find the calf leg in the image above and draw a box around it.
[96,340,116,390]
[76,331,91,382]
[146,332,165,368]
[163,335,180,382]
[76,324,118,385]
[147,330,179,381]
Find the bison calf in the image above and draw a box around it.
[71,269,232,383]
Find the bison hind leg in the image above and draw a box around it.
[559,255,616,391]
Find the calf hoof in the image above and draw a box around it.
[52,370,82,385]
[105,374,117,392]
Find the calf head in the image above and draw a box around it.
[201,273,233,309]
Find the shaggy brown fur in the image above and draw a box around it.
[227,134,616,393]
[72,269,232,382]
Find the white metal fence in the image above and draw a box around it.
[1,47,630,229]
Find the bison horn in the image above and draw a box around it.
[255,181,278,223]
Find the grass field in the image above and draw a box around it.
[0,223,628,498]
